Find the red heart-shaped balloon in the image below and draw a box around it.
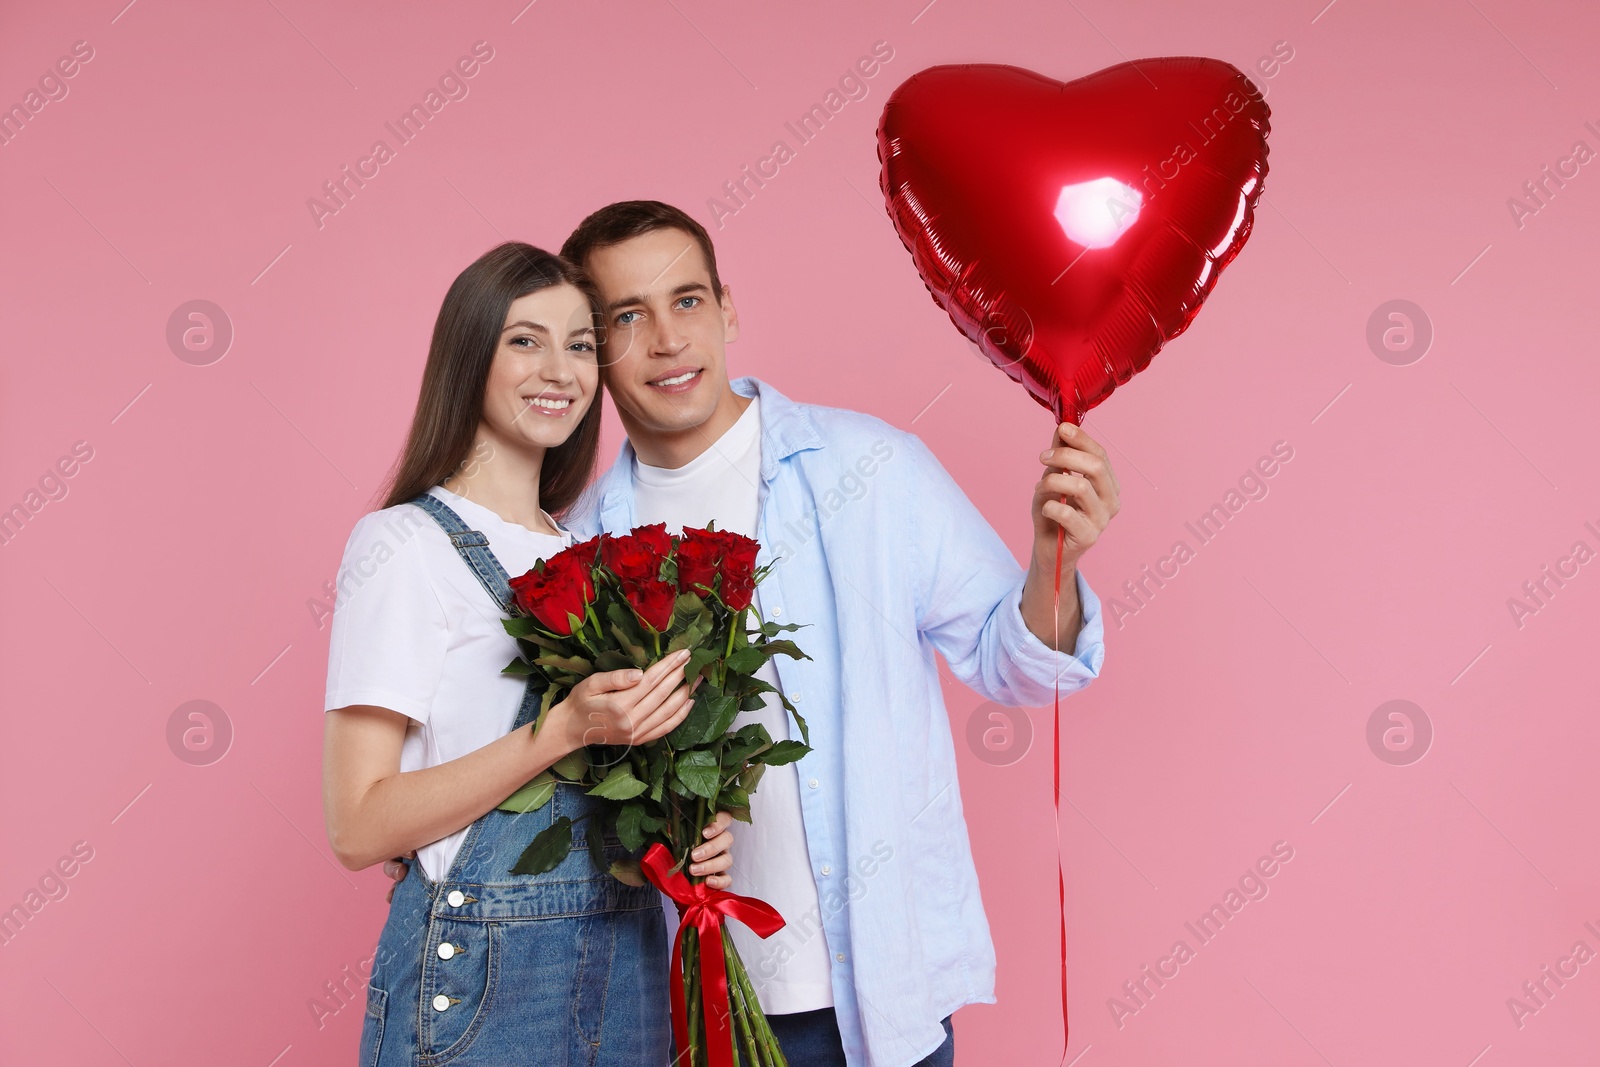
[878,60,1270,423]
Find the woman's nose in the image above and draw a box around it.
[538,352,578,384]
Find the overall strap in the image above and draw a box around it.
[408,491,544,732]
[408,492,515,612]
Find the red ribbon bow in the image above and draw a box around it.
[640,842,786,1067]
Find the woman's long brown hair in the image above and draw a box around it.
[378,242,604,515]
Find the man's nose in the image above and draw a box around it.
[649,316,689,358]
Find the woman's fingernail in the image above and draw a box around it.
[691,848,704,860]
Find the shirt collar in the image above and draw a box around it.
[598,377,824,519]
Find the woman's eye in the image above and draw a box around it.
[509,336,536,348]
[569,340,596,353]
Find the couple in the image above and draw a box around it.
[321,200,1118,1067]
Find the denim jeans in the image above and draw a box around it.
[766,1009,954,1067]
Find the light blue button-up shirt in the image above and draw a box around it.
[569,377,1105,1067]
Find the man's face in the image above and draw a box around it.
[584,227,739,437]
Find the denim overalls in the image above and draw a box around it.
[360,493,670,1066]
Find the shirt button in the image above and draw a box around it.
[808,778,819,789]
[772,606,783,617]
[820,864,832,876]
[432,994,451,1012]
[836,953,847,963]
[446,890,465,908]
[791,692,802,703]
[437,942,456,960]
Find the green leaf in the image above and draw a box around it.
[725,805,752,824]
[606,598,641,632]
[497,770,557,814]
[758,621,803,637]
[784,700,810,746]
[586,764,649,801]
[503,619,570,653]
[666,617,712,655]
[614,803,645,851]
[673,593,708,619]
[724,646,767,675]
[759,639,810,661]
[609,857,647,886]
[685,645,721,680]
[675,750,721,799]
[665,689,724,749]
[551,751,589,781]
[723,724,773,767]
[530,684,562,737]
[705,693,743,741]
[510,816,572,876]
[535,652,593,674]
[648,759,667,803]
[593,649,635,672]
[739,762,766,794]
[760,740,810,767]
[501,657,534,676]
[609,623,649,668]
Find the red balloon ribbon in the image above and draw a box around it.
[640,842,786,1067]
[1053,520,1070,1063]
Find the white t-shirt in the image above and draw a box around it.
[323,484,572,883]
[632,394,834,1014]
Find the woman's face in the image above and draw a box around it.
[480,283,600,454]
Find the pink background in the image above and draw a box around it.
[3,0,1597,1064]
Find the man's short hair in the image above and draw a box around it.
[561,201,724,301]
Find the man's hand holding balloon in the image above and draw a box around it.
[1021,420,1120,651]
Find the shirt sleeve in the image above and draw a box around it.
[323,508,450,722]
[903,432,1105,707]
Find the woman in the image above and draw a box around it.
[322,242,734,1065]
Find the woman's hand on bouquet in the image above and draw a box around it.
[550,648,698,754]
[690,810,736,889]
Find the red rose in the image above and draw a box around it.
[720,572,756,612]
[632,523,673,560]
[509,551,594,636]
[568,534,602,566]
[602,526,671,583]
[676,531,723,595]
[717,532,760,587]
[622,577,676,632]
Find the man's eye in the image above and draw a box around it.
[616,311,640,325]
[676,297,700,310]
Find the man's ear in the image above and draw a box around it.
[720,285,740,343]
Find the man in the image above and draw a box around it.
[557,201,1118,1067]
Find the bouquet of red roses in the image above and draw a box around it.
[496,522,809,1067]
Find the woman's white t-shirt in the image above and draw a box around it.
[323,484,572,883]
